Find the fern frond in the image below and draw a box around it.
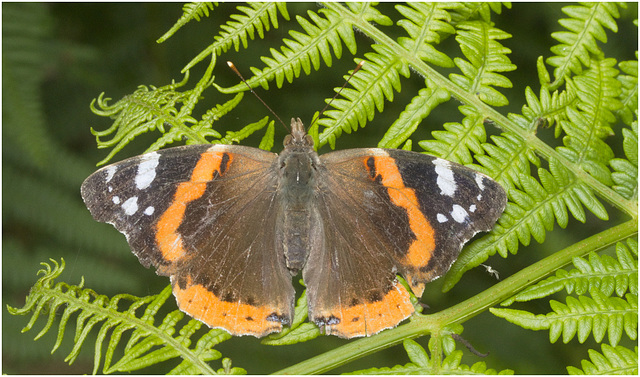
[503,239,638,305]
[508,73,578,134]
[245,3,391,90]
[345,339,514,374]
[2,3,53,166]
[157,2,216,43]
[317,44,409,148]
[547,3,622,85]
[610,121,638,200]
[449,2,511,24]
[491,286,637,346]
[395,2,456,67]
[615,57,638,126]
[7,259,241,375]
[378,86,450,149]
[450,20,516,107]
[89,61,226,165]
[418,106,487,164]
[555,57,623,185]
[566,344,638,375]
[182,3,290,72]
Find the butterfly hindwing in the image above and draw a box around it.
[81,144,296,337]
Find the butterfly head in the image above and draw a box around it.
[284,118,314,148]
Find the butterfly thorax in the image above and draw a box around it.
[277,118,321,274]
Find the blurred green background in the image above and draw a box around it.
[3,3,637,374]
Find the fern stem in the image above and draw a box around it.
[274,219,637,375]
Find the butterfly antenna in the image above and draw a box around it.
[227,61,289,131]
[309,60,365,129]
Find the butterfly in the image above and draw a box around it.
[81,117,506,338]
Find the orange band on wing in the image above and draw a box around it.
[372,156,436,268]
[155,150,231,262]
[320,282,413,338]
[173,276,283,337]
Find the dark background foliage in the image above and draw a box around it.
[2,2,637,374]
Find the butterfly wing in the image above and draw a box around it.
[303,148,506,338]
[81,144,296,337]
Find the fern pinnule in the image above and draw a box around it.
[247,5,359,90]
[318,44,409,148]
[379,86,450,149]
[418,105,486,164]
[503,240,638,306]
[492,286,636,346]
[547,3,622,85]
[616,58,638,126]
[182,3,290,72]
[567,343,638,375]
[7,259,238,375]
[610,121,638,201]
[157,3,216,44]
[395,2,455,67]
[450,21,516,107]
[346,339,514,374]
[508,80,577,135]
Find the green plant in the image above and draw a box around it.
[7,2,637,374]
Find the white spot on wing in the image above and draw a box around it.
[437,213,448,223]
[451,204,468,223]
[144,206,155,216]
[469,204,477,213]
[122,197,139,216]
[112,196,120,204]
[477,193,483,201]
[475,174,486,191]
[135,152,160,190]
[433,159,457,197]
[105,166,117,183]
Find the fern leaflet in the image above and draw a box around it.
[157,2,216,43]
[345,339,514,374]
[450,20,516,107]
[6,259,243,375]
[566,343,638,375]
[503,239,638,305]
[547,3,622,86]
[182,3,290,72]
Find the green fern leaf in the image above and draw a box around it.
[508,77,577,135]
[183,3,290,72]
[157,2,216,43]
[419,106,488,165]
[395,2,456,67]
[503,240,639,306]
[616,57,638,126]
[2,3,54,166]
[450,20,516,107]
[491,286,637,346]
[610,121,638,200]
[7,259,241,375]
[547,3,622,84]
[378,86,450,149]
[567,344,638,375]
[247,3,387,90]
[556,57,623,186]
[346,339,513,374]
[318,44,410,148]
